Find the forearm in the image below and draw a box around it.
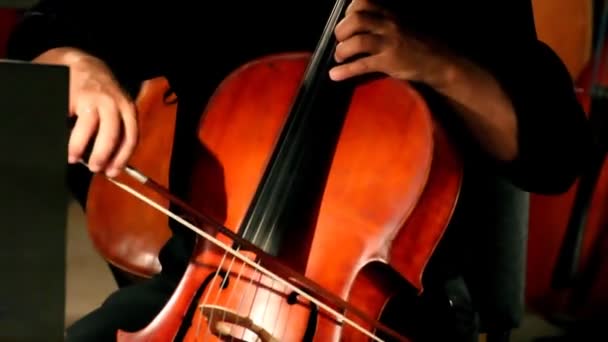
[428,54,519,162]
[425,40,591,194]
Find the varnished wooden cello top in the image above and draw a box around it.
[525,0,608,325]
[86,78,176,278]
[532,0,593,78]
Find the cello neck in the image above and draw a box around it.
[234,0,356,258]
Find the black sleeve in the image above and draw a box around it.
[6,0,169,87]
[472,2,593,195]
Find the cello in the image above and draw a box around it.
[85,78,176,280]
[79,0,463,339]
[525,4,608,333]
[80,0,597,287]
[532,0,593,78]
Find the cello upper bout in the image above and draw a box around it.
[532,0,593,78]
[85,76,176,279]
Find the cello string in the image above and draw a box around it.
[244,203,295,335]
[190,180,245,338]
[213,158,315,336]
[240,216,306,341]
[230,184,300,340]
[224,261,259,340]
[205,244,266,340]
[221,188,284,341]
[194,152,283,338]
[88,167,383,341]
[236,235,283,340]
[205,214,270,338]
[196,187,290,339]
[230,201,286,316]
[195,251,230,338]
[277,300,293,341]
[222,209,287,340]
[252,275,278,336]
[199,163,287,339]
[201,245,241,339]
[219,257,256,340]
[224,0,353,334]
[230,244,278,340]
[208,0,352,336]
[196,230,266,339]
[204,193,282,339]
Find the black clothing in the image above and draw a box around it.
[65,274,176,342]
[6,0,592,341]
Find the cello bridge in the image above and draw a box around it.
[199,304,280,342]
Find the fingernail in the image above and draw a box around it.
[329,69,339,81]
[106,168,119,178]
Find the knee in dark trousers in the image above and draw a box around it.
[380,276,479,342]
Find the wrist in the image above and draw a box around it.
[421,52,463,91]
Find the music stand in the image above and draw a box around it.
[0,59,69,341]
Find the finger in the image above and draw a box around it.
[102,134,127,178]
[68,107,99,163]
[88,99,121,172]
[329,55,380,81]
[334,33,384,63]
[105,101,138,177]
[345,0,390,16]
[335,11,391,42]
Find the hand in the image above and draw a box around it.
[34,48,138,177]
[329,0,451,86]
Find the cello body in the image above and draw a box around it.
[117,51,462,341]
[532,0,593,78]
[86,79,176,278]
[526,40,608,325]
